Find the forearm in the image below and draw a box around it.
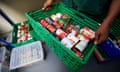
[46,0,56,1]
[45,0,55,3]
[103,0,120,28]
[46,0,55,1]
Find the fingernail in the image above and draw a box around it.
[42,8,45,10]
[94,41,97,45]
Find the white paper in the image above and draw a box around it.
[10,41,44,70]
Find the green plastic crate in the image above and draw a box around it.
[26,2,99,72]
[109,18,120,37]
[96,14,120,37]
[12,22,34,47]
[28,23,43,41]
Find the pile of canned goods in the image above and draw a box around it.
[17,22,32,43]
[39,13,95,59]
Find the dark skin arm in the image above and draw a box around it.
[42,0,64,10]
[42,0,55,11]
[94,0,120,44]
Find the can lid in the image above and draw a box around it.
[56,29,64,35]
[56,13,62,18]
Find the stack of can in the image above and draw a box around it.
[39,12,95,59]
[17,22,32,43]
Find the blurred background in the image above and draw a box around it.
[0,0,60,38]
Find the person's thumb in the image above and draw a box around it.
[42,3,48,10]
[94,33,100,45]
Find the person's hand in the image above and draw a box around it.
[94,23,110,45]
[42,0,54,11]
